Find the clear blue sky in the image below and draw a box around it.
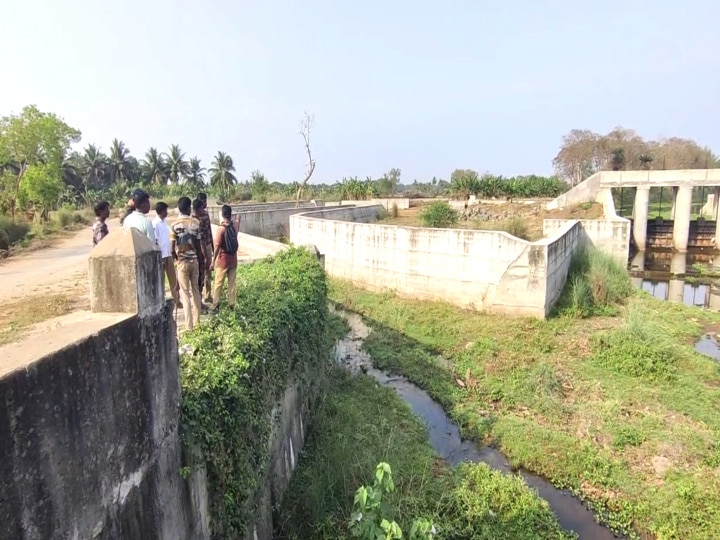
[1,0,718,184]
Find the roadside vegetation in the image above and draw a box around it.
[0,293,80,346]
[328,250,720,540]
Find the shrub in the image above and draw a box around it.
[591,305,677,380]
[180,247,331,538]
[391,203,399,218]
[54,209,74,229]
[0,215,31,245]
[501,217,530,240]
[558,247,633,317]
[420,201,459,228]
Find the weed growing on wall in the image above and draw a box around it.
[419,201,459,228]
[556,247,634,317]
[179,247,331,538]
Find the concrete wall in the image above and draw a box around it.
[206,200,324,224]
[290,206,582,318]
[543,218,630,265]
[238,232,289,258]
[369,198,411,211]
[0,229,318,540]
[238,204,348,240]
[545,173,602,210]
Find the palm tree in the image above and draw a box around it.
[185,157,206,189]
[165,144,190,184]
[209,151,237,201]
[79,144,109,190]
[109,139,133,185]
[142,147,168,185]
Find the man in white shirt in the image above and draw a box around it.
[121,188,156,244]
[152,202,180,306]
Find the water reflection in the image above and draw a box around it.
[628,250,720,309]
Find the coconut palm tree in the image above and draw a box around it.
[78,144,109,190]
[209,151,237,201]
[109,139,133,185]
[185,157,206,189]
[142,147,168,185]
[165,144,190,185]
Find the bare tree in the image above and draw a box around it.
[295,112,316,206]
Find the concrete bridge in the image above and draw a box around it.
[547,169,720,251]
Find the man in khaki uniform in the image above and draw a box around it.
[170,196,206,330]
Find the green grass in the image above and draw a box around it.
[329,280,720,540]
[277,368,573,539]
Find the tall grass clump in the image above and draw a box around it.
[391,202,399,218]
[501,216,530,240]
[420,201,459,228]
[591,304,677,380]
[0,215,31,250]
[558,247,633,317]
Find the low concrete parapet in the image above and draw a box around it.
[289,205,583,318]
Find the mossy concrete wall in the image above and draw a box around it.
[0,230,318,540]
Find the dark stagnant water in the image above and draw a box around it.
[333,308,622,540]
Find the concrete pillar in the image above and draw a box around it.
[672,186,693,252]
[670,186,679,220]
[632,186,650,250]
[89,228,163,314]
[629,251,645,290]
[713,188,720,218]
[668,252,686,304]
[715,188,720,251]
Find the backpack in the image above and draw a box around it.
[222,222,239,254]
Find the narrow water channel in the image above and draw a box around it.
[333,308,622,540]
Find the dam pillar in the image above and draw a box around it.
[632,186,650,250]
[672,186,693,252]
[668,252,687,304]
[629,251,645,290]
[670,186,679,220]
[715,187,720,251]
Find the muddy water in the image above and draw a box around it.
[695,334,720,360]
[334,308,622,540]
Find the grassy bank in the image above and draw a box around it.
[277,367,572,539]
[329,276,720,539]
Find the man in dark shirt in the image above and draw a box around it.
[197,193,214,302]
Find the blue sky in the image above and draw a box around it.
[1,0,718,183]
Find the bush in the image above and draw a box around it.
[180,247,331,538]
[391,203,399,218]
[54,209,74,229]
[591,305,677,380]
[420,201,459,228]
[0,215,31,246]
[557,247,634,317]
[501,217,530,240]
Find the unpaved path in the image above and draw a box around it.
[0,218,120,304]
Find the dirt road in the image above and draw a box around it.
[0,218,120,304]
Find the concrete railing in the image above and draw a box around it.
[289,205,585,318]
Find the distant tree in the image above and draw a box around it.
[295,112,316,206]
[77,144,109,190]
[209,151,237,201]
[165,144,190,184]
[142,147,168,185]
[250,170,270,202]
[185,156,206,189]
[385,167,401,195]
[610,148,626,171]
[19,164,64,220]
[109,138,133,185]
[0,105,81,219]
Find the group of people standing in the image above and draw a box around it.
[92,189,240,331]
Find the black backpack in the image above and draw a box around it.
[223,222,239,254]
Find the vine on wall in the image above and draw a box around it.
[179,247,330,538]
